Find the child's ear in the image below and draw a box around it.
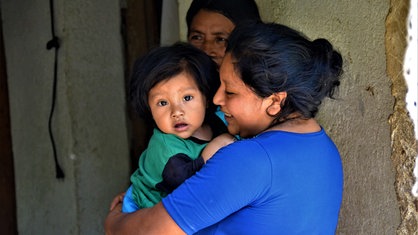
[266,92,287,116]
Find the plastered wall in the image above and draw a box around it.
[1,0,130,234]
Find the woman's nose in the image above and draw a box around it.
[201,40,217,56]
[213,87,223,106]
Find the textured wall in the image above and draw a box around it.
[386,0,418,234]
[1,0,130,234]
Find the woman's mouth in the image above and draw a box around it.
[223,112,232,118]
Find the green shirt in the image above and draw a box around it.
[130,128,207,208]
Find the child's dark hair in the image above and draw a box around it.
[186,0,261,36]
[129,42,220,123]
[226,22,343,123]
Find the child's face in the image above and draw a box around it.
[148,72,207,139]
[188,9,235,67]
[214,54,275,138]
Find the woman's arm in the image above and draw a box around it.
[105,201,185,235]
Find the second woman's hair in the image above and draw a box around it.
[186,0,261,35]
[129,42,220,123]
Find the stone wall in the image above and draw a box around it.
[386,0,418,234]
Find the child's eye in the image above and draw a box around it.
[225,91,234,96]
[184,95,193,101]
[157,100,168,106]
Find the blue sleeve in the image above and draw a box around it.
[162,140,271,234]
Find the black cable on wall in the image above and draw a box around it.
[46,0,64,179]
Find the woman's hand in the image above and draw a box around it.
[201,133,236,162]
[109,192,125,211]
[105,193,125,235]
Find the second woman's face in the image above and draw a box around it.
[214,54,275,138]
[188,10,235,67]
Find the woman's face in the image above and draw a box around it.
[213,54,275,138]
[148,72,207,139]
[188,9,235,67]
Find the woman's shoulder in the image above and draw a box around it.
[214,137,272,164]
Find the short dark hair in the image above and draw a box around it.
[129,42,220,123]
[186,0,261,35]
[226,22,343,122]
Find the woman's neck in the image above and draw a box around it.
[267,117,321,134]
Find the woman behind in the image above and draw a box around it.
[106,21,344,234]
[186,0,261,67]
[185,0,262,127]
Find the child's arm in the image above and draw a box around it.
[156,153,205,193]
[156,133,235,194]
[201,133,236,162]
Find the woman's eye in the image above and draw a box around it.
[216,38,228,47]
[189,34,202,41]
[184,95,193,101]
[157,100,168,106]
[216,37,228,43]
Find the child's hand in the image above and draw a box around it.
[201,133,236,162]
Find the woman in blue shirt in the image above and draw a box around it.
[105,21,344,235]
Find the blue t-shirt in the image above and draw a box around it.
[162,128,343,234]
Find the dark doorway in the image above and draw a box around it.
[122,0,162,173]
[0,8,18,235]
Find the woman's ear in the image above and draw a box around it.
[266,92,287,116]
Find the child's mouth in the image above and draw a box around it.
[174,123,188,131]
